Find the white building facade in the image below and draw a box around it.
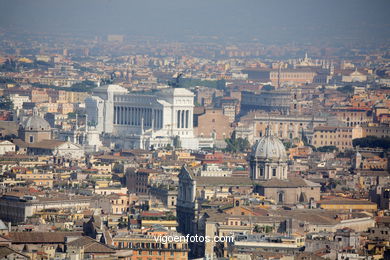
[0,140,16,155]
[85,84,198,150]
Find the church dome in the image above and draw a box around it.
[21,110,50,131]
[251,127,287,162]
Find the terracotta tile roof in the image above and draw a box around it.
[8,232,82,244]
[0,246,29,259]
[11,138,29,148]
[141,211,165,217]
[67,236,115,254]
[319,199,376,205]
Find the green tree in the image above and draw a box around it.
[337,85,354,94]
[264,225,273,233]
[0,96,13,110]
[317,146,338,153]
[353,136,390,150]
[225,131,250,153]
[253,224,262,233]
[262,85,275,91]
[118,217,128,229]
[169,78,226,90]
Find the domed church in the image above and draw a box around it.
[249,127,288,180]
[249,126,321,205]
[18,108,51,144]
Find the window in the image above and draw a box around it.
[29,136,34,143]
[272,169,276,176]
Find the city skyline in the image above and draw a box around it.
[1,0,390,44]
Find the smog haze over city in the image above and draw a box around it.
[0,1,390,260]
[1,0,390,44]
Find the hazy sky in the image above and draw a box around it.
[1,0,389,43]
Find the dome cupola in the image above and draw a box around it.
[18,108,52,143]
[249,126,288,180]
[251,127,287,162]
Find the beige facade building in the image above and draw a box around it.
[270,69,317,87]
[239,113,327,144]
[58,103,74,114]
[108,193,130,214]
[312,126,353,151]
[37,102,58,113]
[31,89,49,103]
[352,123,390,139]
[255,178,321,205]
